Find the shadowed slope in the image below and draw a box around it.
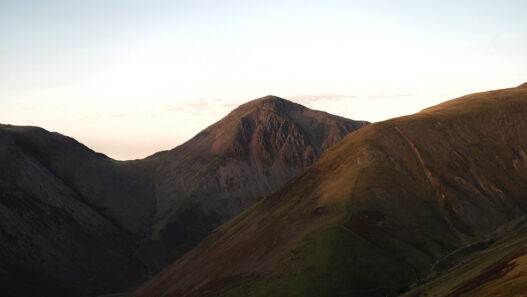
[402,219,527,296]
[0,125,154,297]
[130,84,527,297]
[0,95,367,295]
[1,125,157,235]
[135,95,368,271]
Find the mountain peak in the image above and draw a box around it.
[199,95,366,158]
[234,95,303,114]
[135,96,368,271]
[518,82,527,88]
[258,94,284,101]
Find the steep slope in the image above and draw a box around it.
[0,125,155,297]
[135,95,368,271]
[130,84,527,297]
[402,219,527,296]
[0,125,156,235]
[0,96,367,295]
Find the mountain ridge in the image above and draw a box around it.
[134,95,368,272]
[0,95,368,296]
[130,84,527,297]
[0,125,149,296]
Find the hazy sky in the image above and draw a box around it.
[1,0,526,160]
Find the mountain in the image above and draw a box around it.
[0,96,367,296]
[134,95,368,271]
[129,84,527,297]
[0,125,154,297]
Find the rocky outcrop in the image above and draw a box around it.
[135,95,368,272]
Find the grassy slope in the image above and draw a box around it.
[216,226,413,297]
[402,219,527,296]
[130,84,527,297]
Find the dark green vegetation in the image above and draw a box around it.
[0,96,366,296]
[130,83,527,297]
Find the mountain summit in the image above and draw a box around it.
[135,95,368,271]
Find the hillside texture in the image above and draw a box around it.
[130,84,527,297]
[0,96,366,296]
[0,125,154,296]
[135,96,368,271]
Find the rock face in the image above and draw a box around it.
[0,96,367,296]
[0,125,154,297]
[135,95,368,271]
[130,84,527,297]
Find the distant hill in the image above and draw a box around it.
[0,125,154,296]
[130,84,527,297]
[0,96,367,296]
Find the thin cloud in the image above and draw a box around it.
[183,99,211,109]
[165,105,185,111]
[161,98,238,116]
[368,94,415,99]
[162,99,210,113]
[221,102,240,108]
[288,94,359,106]
[108,112,127,118]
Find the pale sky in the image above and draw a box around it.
[1,0,526,160]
